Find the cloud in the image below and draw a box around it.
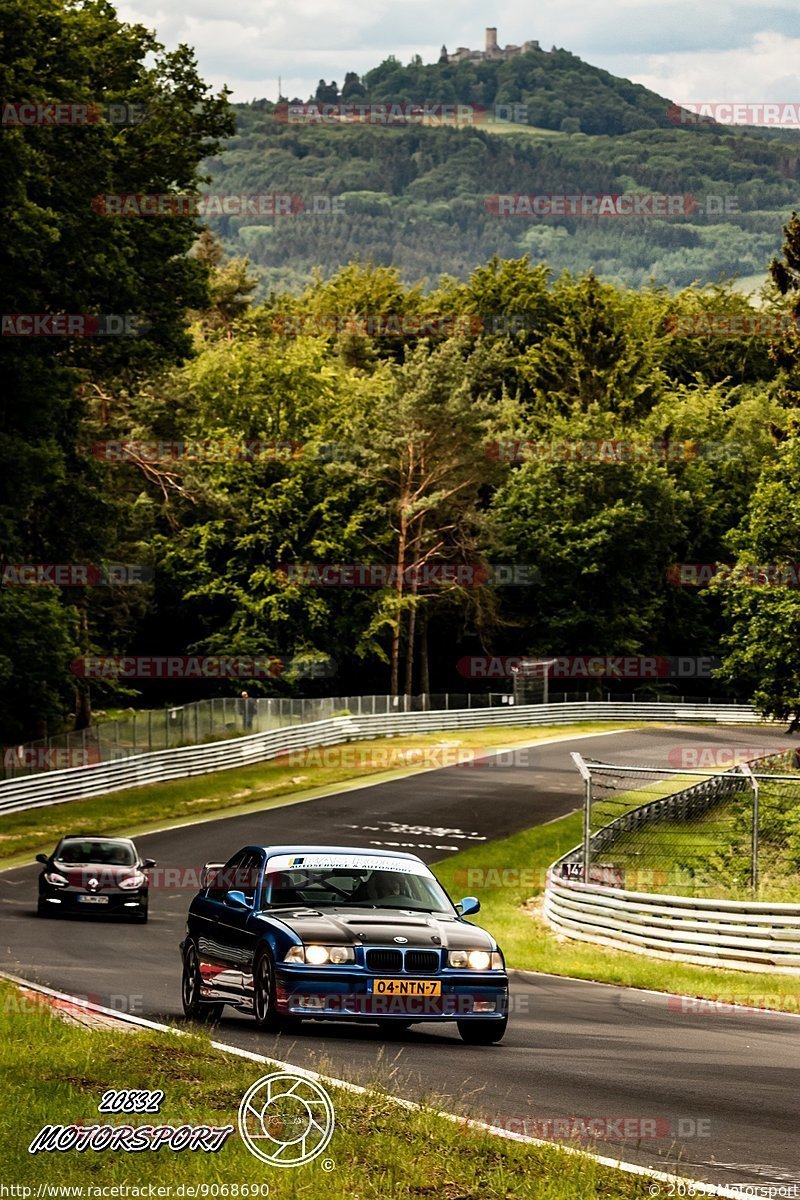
[116,0,799,109]
[610,32,800,106]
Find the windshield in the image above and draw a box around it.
[55,839,136,867]
[263,866,454,913]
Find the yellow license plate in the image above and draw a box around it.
[372,979,441,996]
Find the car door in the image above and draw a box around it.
[193,849,251,1002]
[209,848,265,1005]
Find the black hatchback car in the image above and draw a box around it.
[36,836,155,922]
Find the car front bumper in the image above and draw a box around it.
[39,886,147,916]
[274,966,509,1021]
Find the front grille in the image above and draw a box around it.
[366,948,403,972]
[405,950,439,973]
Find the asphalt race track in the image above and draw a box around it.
[2,724,799,1189]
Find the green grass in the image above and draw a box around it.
[433,812,800,1011]
[590,779,800,902]
[0,979,658,1197]
[0,722,631,867]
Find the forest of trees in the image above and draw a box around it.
[4,0,800,745]
[202,52,800,292]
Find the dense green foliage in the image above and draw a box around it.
[203,49,800,292]
[48,253,799,732]
[0,0,232,738]
[5,0,800,743]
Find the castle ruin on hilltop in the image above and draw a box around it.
[440,28,542,65]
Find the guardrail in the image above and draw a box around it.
[545,752,800,974]
[0,699,762,815]
[544,876,800,973]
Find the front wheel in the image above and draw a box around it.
[181,942,224,1022]
[457,1016,508,1044]
[252,951,282,1031]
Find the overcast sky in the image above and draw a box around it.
[116,0,800,111]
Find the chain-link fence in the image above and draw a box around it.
[2,689,746,782]
[567,749,800,900]
[1,691,528,780]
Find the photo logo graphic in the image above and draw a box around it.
[237,1073,335,1167]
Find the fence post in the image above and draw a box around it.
[571,752,593,883]
[739,763,759,894]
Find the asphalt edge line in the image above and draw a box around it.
[512,968,800,1020]
[0,970,755,1200]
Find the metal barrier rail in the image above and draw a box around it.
[545,751,800,974]
[0,700,761,815]
[543,875,800,973]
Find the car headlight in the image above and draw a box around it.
[449,949,503,970]
[44,872,68,887]
[284,945,355,965]
[119,872,146,890]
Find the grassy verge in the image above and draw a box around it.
[0,723,631,868]
[433,812,800,1011]
[605,788,800,903]
[1,980,657,1198]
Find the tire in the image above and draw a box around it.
[181,942,224,1022]
[132,899,148,924]
[457,1016,508,1044]
[37,899,49,917]
[252,950,283,1031]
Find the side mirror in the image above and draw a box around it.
[35,854,48,865]
[457,896,480,917]
[142,858,156,869]
[224,889,249,910]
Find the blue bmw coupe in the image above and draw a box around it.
[180,845,509,1043]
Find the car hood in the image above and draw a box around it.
[261,906,495,951]
[50,864,139,887]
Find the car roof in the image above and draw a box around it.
[254,845,426,864]
[56,835,136,846]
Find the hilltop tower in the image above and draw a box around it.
[444,29,541,64]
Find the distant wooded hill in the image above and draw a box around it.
[202,48,800,291]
